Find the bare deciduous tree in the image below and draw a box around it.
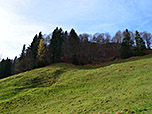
[105,33,111,44]
[112,30,122,43]
[141,31,152,49]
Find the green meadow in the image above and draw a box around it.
[0,54,152,114]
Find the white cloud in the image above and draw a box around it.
[0,1,51,59]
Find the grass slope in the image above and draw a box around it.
[0,55,152,114]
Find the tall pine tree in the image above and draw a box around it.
[49,27,64,63]
[121,29,133,59]
[29,32,42,67]
[30,32,42,59]
[69,28,80,65]
[135,31,146,56]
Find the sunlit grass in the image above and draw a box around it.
[0,54,152,114]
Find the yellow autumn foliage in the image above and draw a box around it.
[38,38,46,62]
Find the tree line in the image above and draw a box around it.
[0,28,151,79]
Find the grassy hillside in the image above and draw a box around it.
[0,55,152,114]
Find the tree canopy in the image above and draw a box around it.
[0,28,151,79]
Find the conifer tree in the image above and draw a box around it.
[30,32,42,59]
[14,44,27,73]
[0,58,12,79]
[29,32,42,68]
[135,31,146,56]
[121,29,133,59]
[20,44,26,60]
[69,28,80,46]
[49,27,64,63]
[69,28,80,65]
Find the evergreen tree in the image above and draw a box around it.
[20,44,26,60]
[29,32,42,68]
[30,32,42,59]
[135,31,146,56]
[0,58,12,79]
[24,49,35,70]
[15,44,34,73]
[49,27,64,63]
[11,56,17,75]
[14,44,27,73]
[64,31,68,39]
[69,28,80,64]
[121,29,133,59]
[69,28,80,46]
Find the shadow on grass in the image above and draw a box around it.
[0,69,65,102]
[22,69,65,89]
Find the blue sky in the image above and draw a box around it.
[0,0,152,59]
